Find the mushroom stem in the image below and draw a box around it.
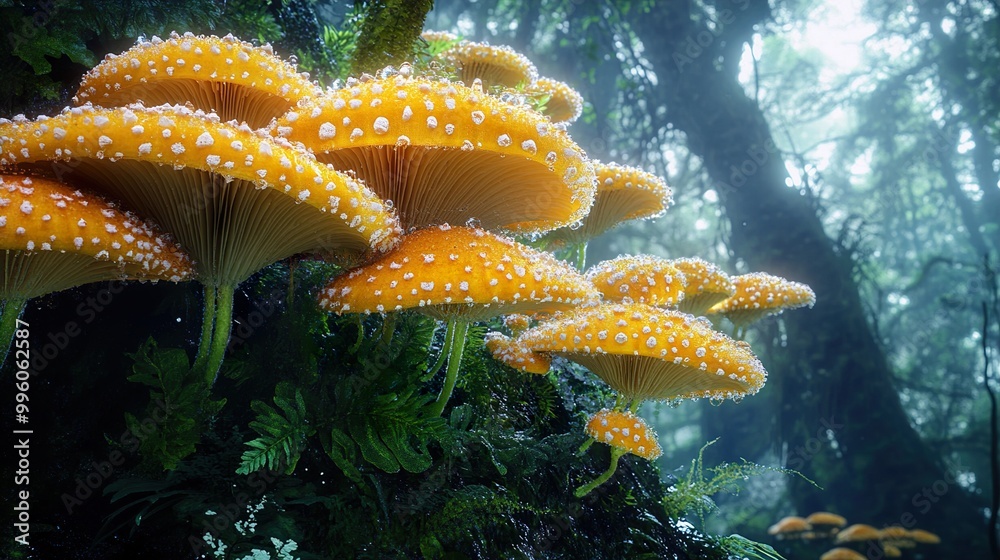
[575,446,627,498]
[203,283,235,386]
[428,320,470,417]
[0,296,27,367]
[425,318,456,380]
[613,394,626,411]
[380,313,397,345]
[192,283,217,373]
[574,242,588,271]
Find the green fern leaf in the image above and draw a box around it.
[378,421,432,473]
[348,417,400,473]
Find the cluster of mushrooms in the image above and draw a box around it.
[769,513,941,559]
[0,30,815,495]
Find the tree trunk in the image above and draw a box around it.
[632,1,988,554]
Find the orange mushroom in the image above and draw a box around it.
[541,162,671,268]
[75,32,321,128]
[671,257,735,316]
[318,225,600,416]
[0,174,192,363]
[485,331,552,375]
[573,408,662,497]
[585,408,661,460]
[709,272,816,335]
[502,313,532,335]
[515,302,767,405]
[805,511,848,537]
[820,548,867,560]
[882,544,902,557]
[834,524,882,544]
[438,41,538,91]
[526,77,584,124]
[906,528,941,544]
[585,255,687,309]
[805,511,848,528]
[767,516,812,538]
[272,74,596,233]
[0,104,400,380]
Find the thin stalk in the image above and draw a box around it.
[380,313,397,346]
[613,393,626,411]
[578,438,595,455]
[428,320,469,417]
[629,399,641,414]
[425,318,456,380]
[192,283,217,372]
[0,296,27,367]
[575,447,626,498]
[349,315,365,354]
[575,242,588,271]
[203,283,235,386]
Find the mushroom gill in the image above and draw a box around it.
[438,41,538,91]
[708,271,816,332]
[526,77,584,124]
[0,174,192,363]
[541,162,672,268]
[318,224,599,415]
[75,32,321,129]
[671,257,735,316]
[516,302,767,404]
[273,74,596,233]
[0,104,400,380]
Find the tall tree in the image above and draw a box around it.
[626,1,988,553]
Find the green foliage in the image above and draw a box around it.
[664,439,815,526]
[349,0,434,74]
[238,382,315,475]
[714,535,786,560]
[124,338,226,471]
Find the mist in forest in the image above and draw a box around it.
[0,1,995,558]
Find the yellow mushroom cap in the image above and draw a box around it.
[805,511,848,527]
[528,77,584,123]
[882,544,902,557]
[767,516,812,536]
[671,257,735,316]
[585,409,662,460]
[516,302,767,402]
[75,32,321,129]
[906,529,941,544]
[585,255,687,308]
[272,75,595,234]
[0,104,400,285]
[879,526,909,540]
[502,313,532,334]
[820,548,867,560]
[439,41,538,90]
[543,161,672,246]
[0,174,192,299]
[527,77,584,124]
[318,225,600,322]
[708,272,816,328]
[835,524,883,543]
[485,331,551,374]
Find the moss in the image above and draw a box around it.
[349,0,434,75]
